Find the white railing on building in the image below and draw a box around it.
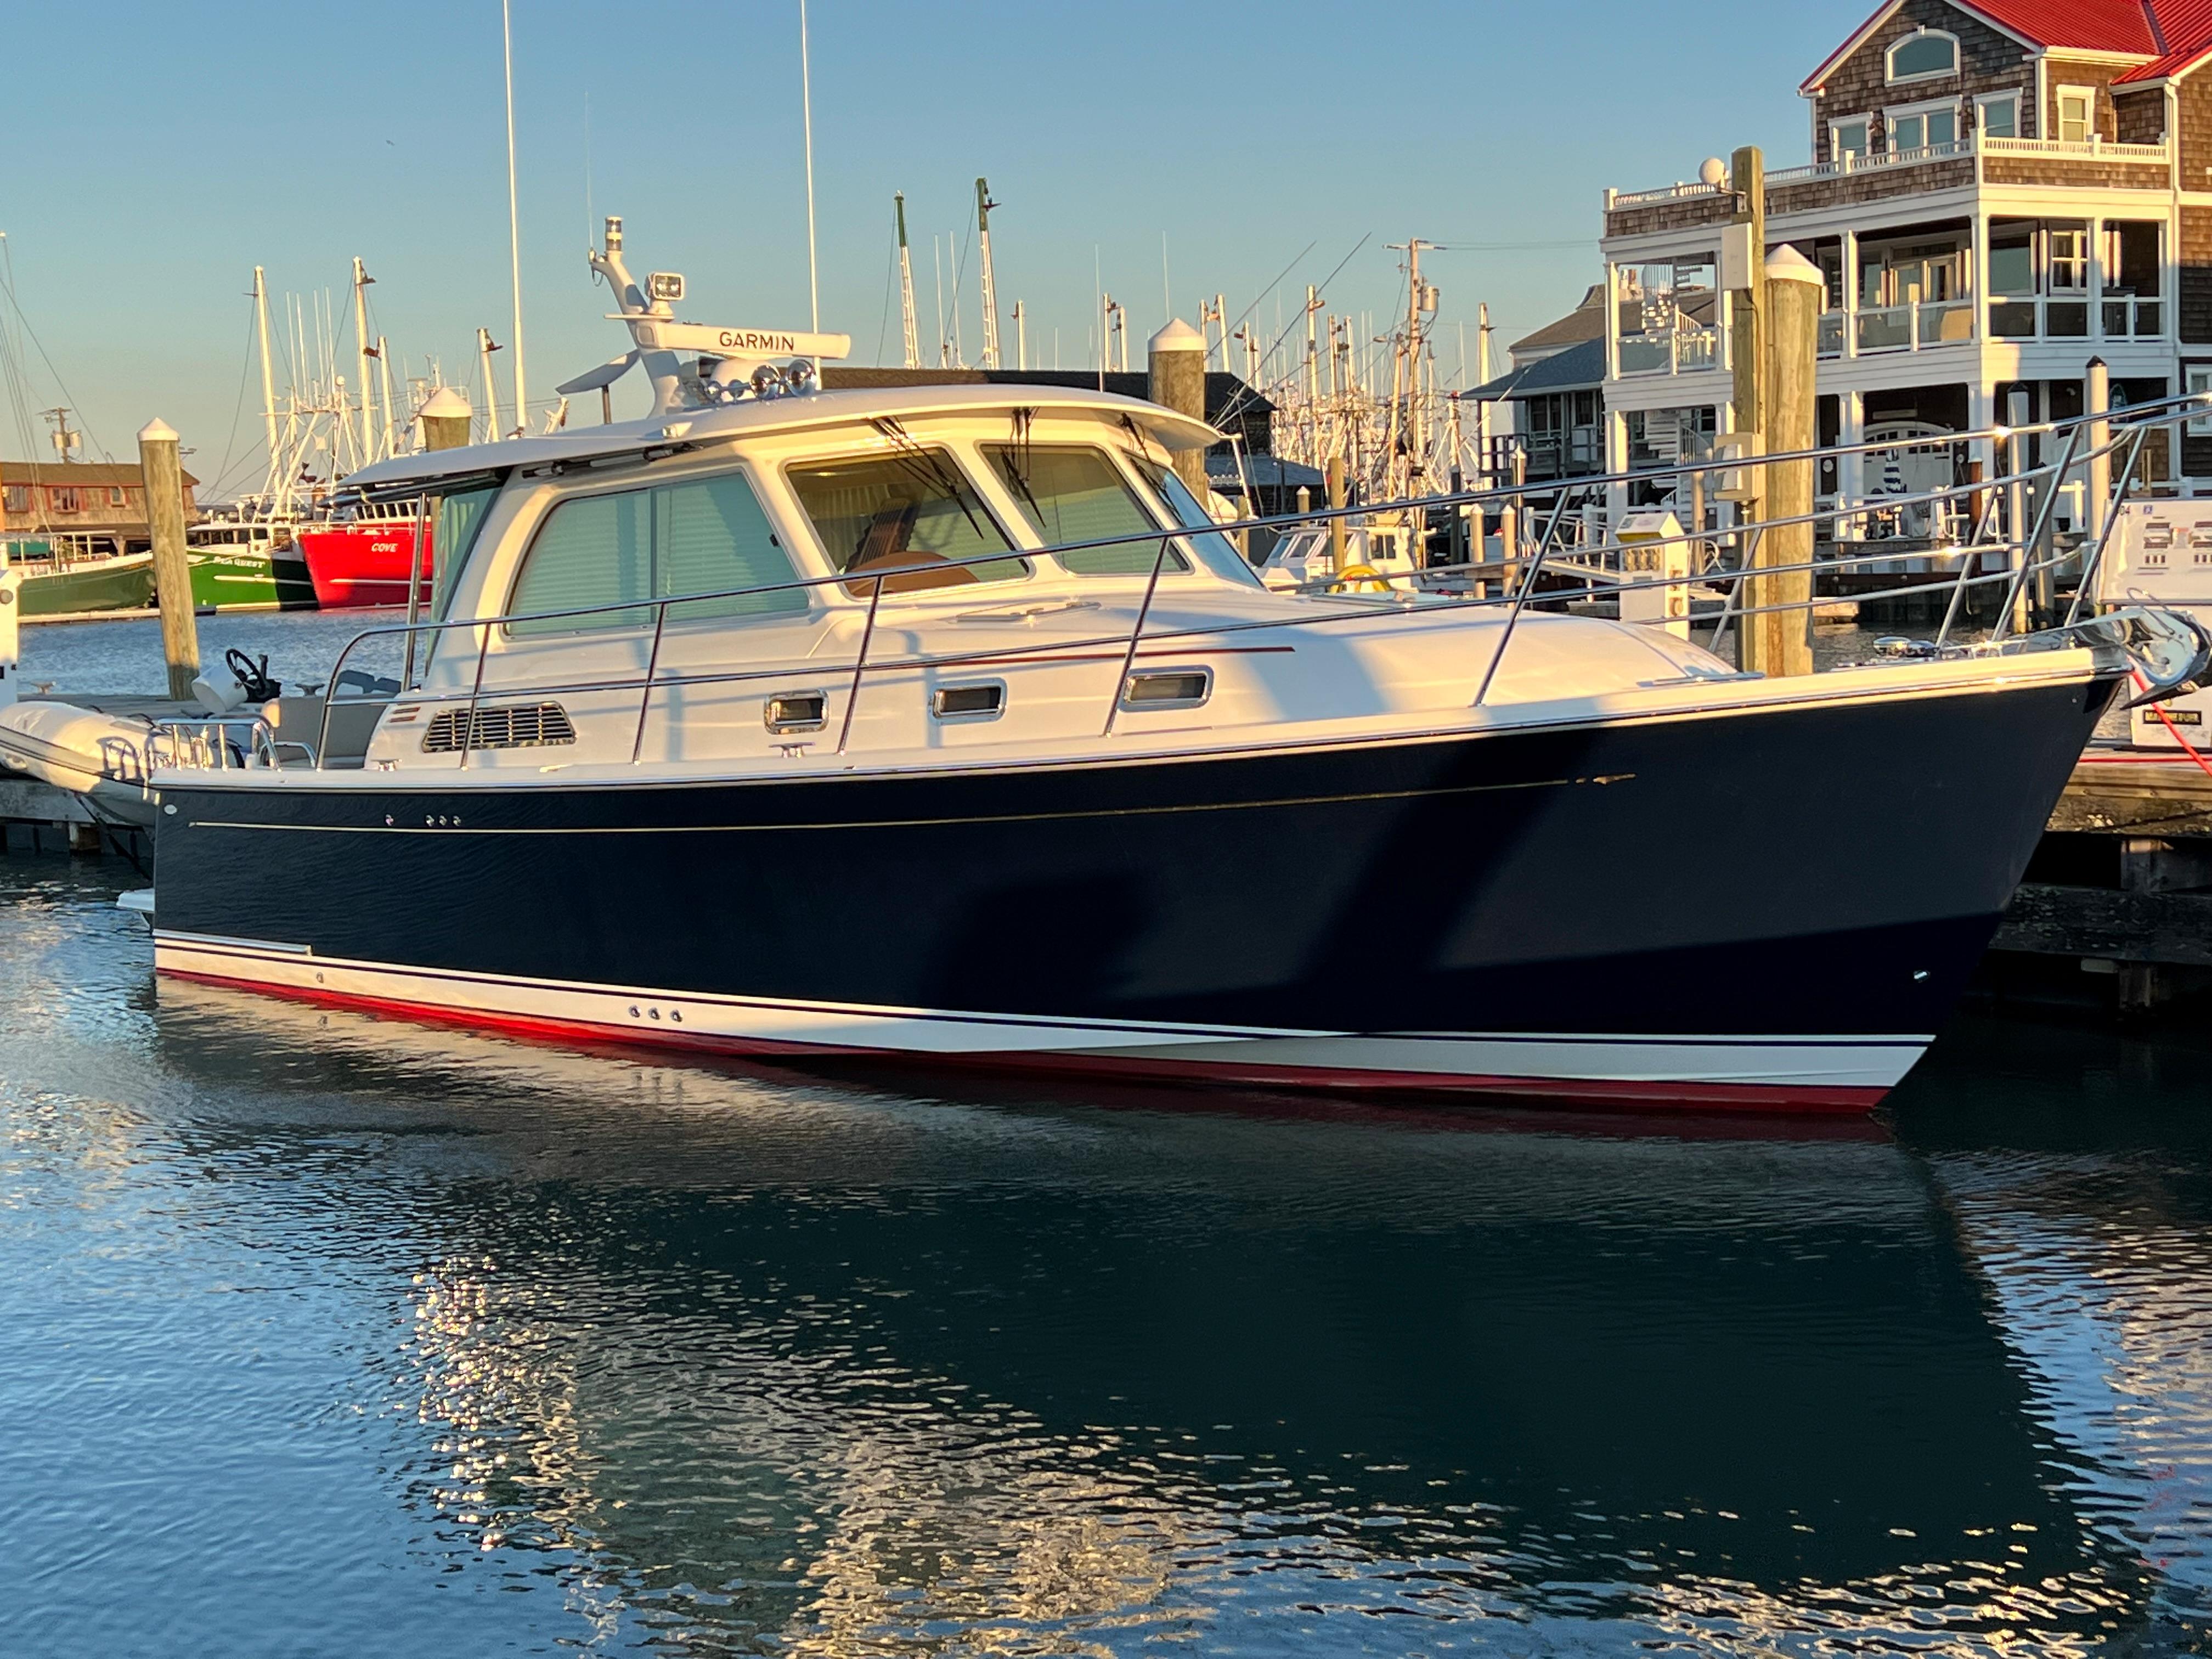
[1612,133,2171,216]
[1615,323,1723,377]
[1979,134,2171,165]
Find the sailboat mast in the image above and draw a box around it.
[895,194,919,370]
[478,328,503,442]
[501,0,527,437]
[253,267,279,499]
[975,178,1001,370]
[376,335,396,461]
[351,257,375,469]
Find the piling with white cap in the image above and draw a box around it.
[1744,245,1823,679]
[1147,319,1210,497]
[138,418,199,700]
[417,386,474,453]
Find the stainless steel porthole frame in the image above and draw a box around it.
[763,690,830,734]
[1119,665,1213,711]
[930,680,1007,723]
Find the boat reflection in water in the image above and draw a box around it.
[150,977,2206,1652]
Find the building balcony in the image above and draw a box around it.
[1606,135,2175,241]
[1615,324,1723,377]
[1808,293,2165,363]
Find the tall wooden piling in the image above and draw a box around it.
[1326,454,1348,575]
[1147,319,1210,499]
[138,419,198,699]
[417,386,473,453]
[1743,249,1820,678]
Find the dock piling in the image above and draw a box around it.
[1745,248,1820,678]
[138,419,199,699]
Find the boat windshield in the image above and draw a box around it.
[983,443,1190,576]
[788,450,1028,596]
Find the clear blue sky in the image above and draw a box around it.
[1,0,1843,500]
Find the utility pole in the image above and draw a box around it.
[895,193,920,369]
[975,178,1002,369]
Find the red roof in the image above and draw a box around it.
[1801,1,2212,92]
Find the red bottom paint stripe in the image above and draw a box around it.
[160,967,1889,1117]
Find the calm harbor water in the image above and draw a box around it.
[7,612,2212,1655]
[5,864,2212,1654]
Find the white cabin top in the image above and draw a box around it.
[343,383,1218,498]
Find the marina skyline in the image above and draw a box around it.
[5,0,1837,492]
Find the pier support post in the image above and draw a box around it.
[1745,248,1820,678]
[138,419,198,701]
[1147,319,1210,499]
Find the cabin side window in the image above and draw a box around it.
[1130,455,1263,586]
[505,470,804,635]
[983,444,1190,575]
[431,483,502,620]
[787,450,1028,595]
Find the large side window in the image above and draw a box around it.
[506,470,803,635]
[984,444,1189,575]
[788,451,1026,594]
[653,472,809,622]
[509,489,650,633]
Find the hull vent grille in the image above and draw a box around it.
[422,702,578,753]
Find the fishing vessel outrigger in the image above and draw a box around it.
[132,222,2208,1114]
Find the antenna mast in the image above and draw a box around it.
[895,194,920,369]
[975,178,1001,369]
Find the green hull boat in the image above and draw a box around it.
[188,549,318,611]
[11,549,158,618]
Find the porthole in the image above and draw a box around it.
[932,682,1005,721]
[764,691,828,733]
[1120,667,1213,710]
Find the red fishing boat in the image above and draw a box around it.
[297,510,435,608]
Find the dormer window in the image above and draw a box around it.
[1887,28,1959,85]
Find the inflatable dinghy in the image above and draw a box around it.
[0,701,163,827]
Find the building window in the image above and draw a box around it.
[49,487,81,514]
[2188,366,2212,438]
[2057,86,2094,144]
[1887,101,1958,154]
[106,486,128,507]
[1976,92,2019,139]
[1,484,27,515]
[1832,119,1871,163]
[1887,29,1959,84]
[2048,225,2090,292]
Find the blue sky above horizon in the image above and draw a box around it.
[3,1,1843,500]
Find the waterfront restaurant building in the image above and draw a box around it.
[0,460,199,557]
[1596,0,2212,517]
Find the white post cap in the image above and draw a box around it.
[418,387,473,419]
[137,417,179,444]
[1763,245,1824,286]
[1148,318,1206,354]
